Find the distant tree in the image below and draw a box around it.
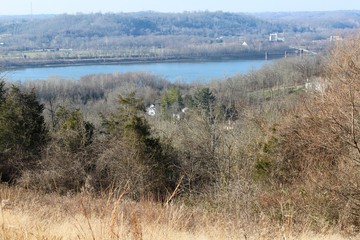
[183,94,194,108]
[194,88,217,122]
[0,81,5,103]
[160,92,171,118]
[220,102,239,121]
[160,87,184,117]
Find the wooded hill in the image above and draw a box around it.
[0,11,358,52]
[252,10,360,30]
[0,12,279,50]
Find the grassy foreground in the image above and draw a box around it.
[0,184,356,240]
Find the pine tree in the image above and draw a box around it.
[160,87,184,118]
[194,88,217,123]
[0,81,5,104]
[0,86,46,156]
[99,92,177,198]
[0,85,47,181]
[53,106,94,152]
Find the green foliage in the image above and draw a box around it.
[193,88,218,125]
[160,92,171,114]
[167,87,184,109]
[160,87,184,118]
[194,88,216,113]
[0,84,47,181]
[53,106,94,152]
[183,94,194,108]
[254,158,271,181]
[21,106,95,193]
[0,85,46,156]
[99,92,178,198]
[254,133,278,182]
[102,92,149,137]
[0,81,5,103]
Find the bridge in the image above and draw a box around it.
[289,46,317,56]
[265,46,317,60]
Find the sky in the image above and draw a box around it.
[1,0,360,15]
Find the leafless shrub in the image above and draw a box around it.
[274,36,360,229]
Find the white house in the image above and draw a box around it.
[305,78,326,93]
[146,104,156,116]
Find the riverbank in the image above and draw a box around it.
[0,52,283,70]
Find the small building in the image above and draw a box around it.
[146,104,156,116]
[269,33,278,42]
[329,35,342,41]
[305,78,326,93]
[269,33,285,42]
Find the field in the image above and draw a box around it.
[0,184,357,240]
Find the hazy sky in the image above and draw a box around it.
[2,0,360,15]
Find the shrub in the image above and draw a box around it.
[0,84,47,182]
[19,106,95,193]
[274,37,360,228]
[96,93,178,199]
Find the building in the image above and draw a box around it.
[329,35,342,41]
[269,33,278,42]
[146,104,156,116]
[269,33,285,42]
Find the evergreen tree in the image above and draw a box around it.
[0,81,5,104]
[194,88,216,113]
[194,88,217,123]
[183,94,194,108]
[0,86,47,156]
[99,92,177,198]
[0,85,47,181]
[160,92,171,117]
[167,87,184,112]
[160,87,184,118]
[53,106,94,153]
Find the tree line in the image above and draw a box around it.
[0,11,357,56]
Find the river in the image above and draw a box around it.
[4,59,271,83]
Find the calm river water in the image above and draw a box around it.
[5,59,271,83]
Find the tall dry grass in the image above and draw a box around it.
[0,184,357,240]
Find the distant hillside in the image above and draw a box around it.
[0,12,280,42]
[0,11,358,66]
[252,10,360,30]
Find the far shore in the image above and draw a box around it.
[0,53,285,70]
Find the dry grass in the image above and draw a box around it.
[0,184,357,240]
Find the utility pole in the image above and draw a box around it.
[30,2,33,21]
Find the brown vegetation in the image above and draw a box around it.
[0,184,356,240]
[2,36,360,238]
